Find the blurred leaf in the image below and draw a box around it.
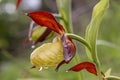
[0,39,9,48]
[97,40,120,50]
[0,62,20,80]
[17,78,46,80]
[106,76,120,80]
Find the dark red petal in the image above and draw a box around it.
[61,35,76,63]
[33,27,52,45]
[67,62,97,75]
[55,60,66,71]
[27,11,65,34]
[16,0,22,9]
[24,21,52,46]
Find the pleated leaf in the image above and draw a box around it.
[85,0,109,60]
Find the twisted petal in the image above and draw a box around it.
[61,35,76,63]
[31,26,52,45]
[67,62,97,75]
[16,0,22,9]
[27,11,65,34]
[24,21,53,46]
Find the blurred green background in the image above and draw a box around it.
[0,0,120,80]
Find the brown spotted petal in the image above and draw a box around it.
[61,35,76,63]
[67,62,97,75]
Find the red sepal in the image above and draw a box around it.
[16,0,22,9]
[67,62,97,75]
[27,11,65,34]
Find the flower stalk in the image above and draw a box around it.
[65,33,91,52]
[56,0,84,80]
[56,0,73,33]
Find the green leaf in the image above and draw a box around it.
[97,40,120,50]
[106,76,120,80]
[85,0,109,60]
[85,0,109,79]
[105,68,112,77]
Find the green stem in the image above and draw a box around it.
[92,45,103,80]
[65,33,91,51]
[56,0,85,80]
[56,0,73,33]
[53,13,63,20]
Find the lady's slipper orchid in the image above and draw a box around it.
[24,11,98,76]
[15,0,104,77]
[27,11,76,70]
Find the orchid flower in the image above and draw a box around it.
[27,11,76,71]
[26,11,99,76]
[16,0,99,76]
[16,1,75,67]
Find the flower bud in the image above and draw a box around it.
[30,37,64,69]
